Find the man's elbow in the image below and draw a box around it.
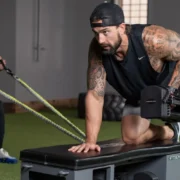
[86,90,104,104]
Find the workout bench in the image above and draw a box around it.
[20,138,180,180]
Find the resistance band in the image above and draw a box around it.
[0,60,85,142]
[0,89,84,143]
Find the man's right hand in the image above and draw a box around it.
[68,142,101,153]
[0,56,6,71]
[68,38,105,154]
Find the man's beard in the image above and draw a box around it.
[101,34,122,55]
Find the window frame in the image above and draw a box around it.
[113,0,148,24]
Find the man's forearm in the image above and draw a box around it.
[85,91,103,143]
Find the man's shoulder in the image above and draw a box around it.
[142,24,168,44]
[142,24,167,34]
[129,24,166,33]
[141,24,179,59]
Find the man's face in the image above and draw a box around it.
[92,21,122,55]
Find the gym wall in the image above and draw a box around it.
[0,0,111,112]
[148,0,180,33]
[2,0,178,112]
[0,0,16,100]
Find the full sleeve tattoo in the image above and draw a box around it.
[87,38,106,98]
[143,25,180,89]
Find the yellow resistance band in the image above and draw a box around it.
[0,60,86,143]
[0,89,85,143]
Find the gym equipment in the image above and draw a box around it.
[20,138,180,180]
[78,92,125,121]
[0,60,86,143]
[0,84,85,142]
[141,85,180,122]
[1,59,180,179]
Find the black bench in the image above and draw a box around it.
[20,138,180,180]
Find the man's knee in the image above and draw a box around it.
[122,130,141,144]
[121,115,151,144]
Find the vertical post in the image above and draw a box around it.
[32,0,40,62]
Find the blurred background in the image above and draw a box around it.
[0,0,179,179]
[0,0,179,112]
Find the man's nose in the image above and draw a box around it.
[97,34,105,44]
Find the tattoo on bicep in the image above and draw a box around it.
[87,63,106,96]
[143,26,180,60]
[143,26,168,57]
[169,32,180,60]
[169,61,180,89]
[87,39,106,97]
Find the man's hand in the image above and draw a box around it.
[69,38,105,154]
[68,142,101,153]
[0,56,6,71]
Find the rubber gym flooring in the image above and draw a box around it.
[0,108,163,180]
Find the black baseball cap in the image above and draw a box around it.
[90,2,124,28]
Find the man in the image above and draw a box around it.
[68,2,180,153]
[0,57,17,163]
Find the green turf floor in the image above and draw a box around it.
[0,108,163,180]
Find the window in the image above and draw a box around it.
[115,0,148,24]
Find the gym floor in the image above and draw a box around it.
[0,108,163,180]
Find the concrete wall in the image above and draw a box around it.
[0,0,111,103]
[4,0,180,103]
[148,0,180,33]
[0,0,16,102]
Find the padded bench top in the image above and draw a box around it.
[20,138,180,170]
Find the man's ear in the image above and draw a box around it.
[118,23,126,34]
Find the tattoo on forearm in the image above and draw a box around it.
[169,61,180,89]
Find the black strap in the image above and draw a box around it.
[0,59,15,77]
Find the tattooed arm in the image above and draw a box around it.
[85,38,106,143]
[143,25,180,89]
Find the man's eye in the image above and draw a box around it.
[103,31,109,35]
